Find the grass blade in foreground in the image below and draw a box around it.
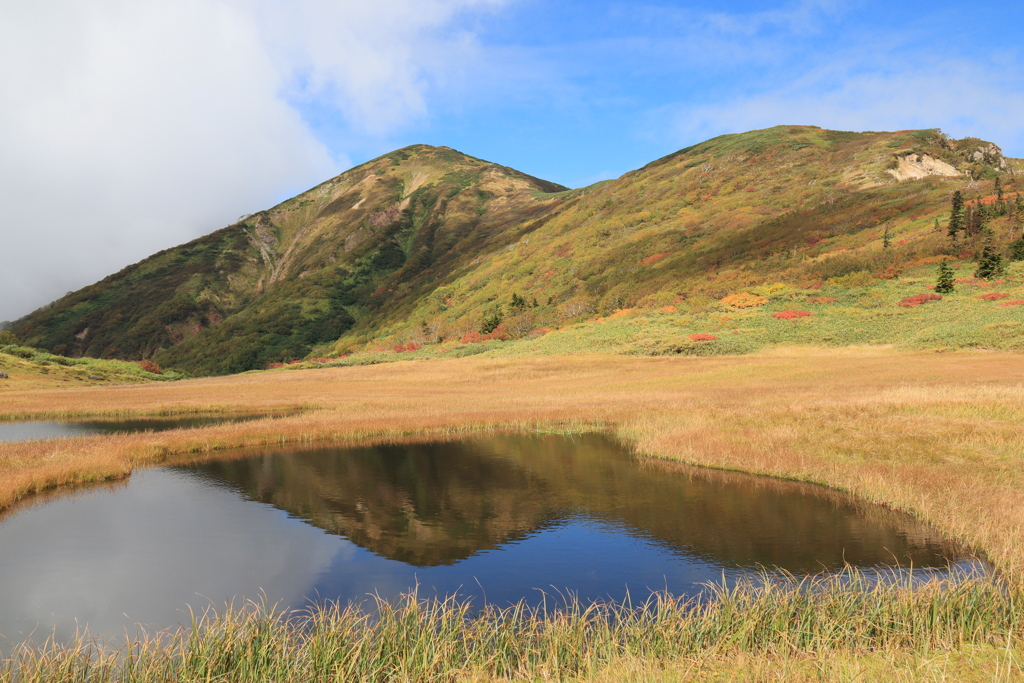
[1,569,1018,682]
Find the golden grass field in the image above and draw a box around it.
[2,347,1024,680]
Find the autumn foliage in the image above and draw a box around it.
[980,293,1010,301]
[721,292,769,308]
[772,310,812,319]
[135,360,162,375]
[461,325,509,344]
[898,294,943,308]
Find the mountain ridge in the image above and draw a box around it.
[10,126,1023,374]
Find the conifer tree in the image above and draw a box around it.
[1010,237,1024,262]
[935,259,955,293]
[948,190,965,240]
[974,234,1005,280]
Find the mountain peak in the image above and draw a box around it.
[11,126,1021,374]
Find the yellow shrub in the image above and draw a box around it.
[828,271,876,288]
[720,292,769,308]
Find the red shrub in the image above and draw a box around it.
[267,362,284,369]
[640,253,669,265]
[461,324,510,344]
[772,310,812,319]
[1001,300,1024,307]
[689,334,719,341]
[898,294,943,308]
[980,293,1010,301]
[135,360,162,374]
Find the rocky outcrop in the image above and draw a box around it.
[887,153,961,182]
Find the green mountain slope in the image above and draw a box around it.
[12,146,569,374]
[11,127,1023,374]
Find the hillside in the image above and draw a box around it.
[11,146,568,374]
[10,126,1024,374]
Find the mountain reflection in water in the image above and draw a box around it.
[184,433,959,572]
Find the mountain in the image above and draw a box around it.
[11,145,568,374]
[190,434,955,569]
[10,126,1023,374]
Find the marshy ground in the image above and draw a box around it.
[1,348,1023,680]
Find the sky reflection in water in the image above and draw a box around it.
[0,434,980,644]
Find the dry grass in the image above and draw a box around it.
[2,348,1024,578]
[3,347,1024,679]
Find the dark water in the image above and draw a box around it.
[0,434,982,644]
[0,415,271,442]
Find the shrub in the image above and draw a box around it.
[1001,300,1024,307]
[772,310,812,319]
[898,294,943,308]
[979,293,1010,301]
[689,334,719,341]
[721,292,769,308]
[136,360,162,374]
[827,270,875,288]
[461,325,509,344]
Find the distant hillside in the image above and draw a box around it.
[12,146,568,374]
[11,127,1024,374]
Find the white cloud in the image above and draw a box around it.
[0,0,508,322]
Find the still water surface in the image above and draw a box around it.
[0,415,273,442]
[0,434,981,644]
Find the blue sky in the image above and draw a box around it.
[1,0,1022,320]
[306,0,1024,188]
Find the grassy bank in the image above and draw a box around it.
[2,572,1020,683]
[1,348,1023,678]
[2,350,1023,569]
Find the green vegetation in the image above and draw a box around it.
[3,572,1017,682]
[9,127,1023,375]
[0,343,182,388]
[935,259,956,293]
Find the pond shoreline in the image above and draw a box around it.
[1,350,1022,679]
